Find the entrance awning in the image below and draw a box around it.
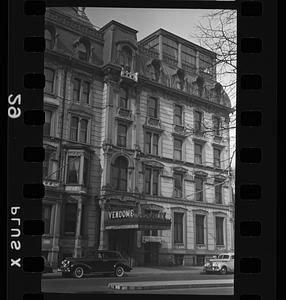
[105,216,171,230]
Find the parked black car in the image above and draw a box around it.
[59,250,132,278]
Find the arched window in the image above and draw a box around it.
[120,46,133,71]
[111,156,128,191]
[45,29,53,50]
[78,42,88,61]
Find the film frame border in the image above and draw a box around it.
[6,0,277,299]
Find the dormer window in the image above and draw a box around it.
[78,42,88,61]
[120,46,133,72]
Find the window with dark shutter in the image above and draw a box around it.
[44,68,55,94]
[194,143,202,164]
[216,217,224,245]
[73,78,81,102]
[117,124,127,147]
[174,173,183,198]
[174,138,182,160]
[174,212,184,243]
[196,215,205,245]
[70,117,79,141]
[64,203,77,235]
[214,148,221,168]
[147,97,158,118]
[195,177,204,201]
[174,105,183,125]
[111,156,128,191]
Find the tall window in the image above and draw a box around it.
[111,156,128,191]
[44,68,55,94]
[181,45,196,73]
[174,138,182,160]
[143,37,159,58]
[42,205,52,234]
[79,119,88,143]
[214,148,221,168]
[195,177,204,201]
[64,203,77,235]
[174,173,183,198]
[145,168,159,196]
[199,53,213,76]
[70,117,89,143]
[213,117,221,136]
[78,42,88,61]
[174,212,184,243]
[145,132,159,155]
[194,143,203,164]
[82,81,90,104]
[73,78,81,102]
[70,117,79,141]
[162,37,178,65]
[119,88,128,108]
[216,217,224,246]
[215,180,223,204]
[43,151,51,179]
[194,111,203,133]
[45,29,53,50]
[67,156,80,184]
[174,105,183,125]
[120,46,133,71]
[196,215,205,245]
[147,97,158,118]
[44,110,52,136]
[117,124,127,147]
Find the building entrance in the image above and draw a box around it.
[108,229,135,259]
[144,243,159,265]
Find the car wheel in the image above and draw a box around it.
[115,266,125,277]
[220,266,227,275]
[73,266,84,279]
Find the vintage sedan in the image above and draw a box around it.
[203,252,234,274]
[60,250,132,278]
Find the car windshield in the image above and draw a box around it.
[218,255,229,259]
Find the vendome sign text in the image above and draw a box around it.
[108,209,135,219]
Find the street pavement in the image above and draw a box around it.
[42,266,234,294]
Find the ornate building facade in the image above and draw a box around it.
[42,7,234,267]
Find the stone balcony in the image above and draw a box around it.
[115,107,134,123]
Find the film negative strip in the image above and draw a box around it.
[7,0,277,299]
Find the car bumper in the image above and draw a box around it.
[203,266,220,273]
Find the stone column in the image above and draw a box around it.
[158,35,163,60]
[50,199,61,267]
[178,43,182,68]
[196,51,200,74]
[74,197,83,257]
[98,199,108,250]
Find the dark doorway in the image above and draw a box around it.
[144,243,159,265]
[108,229,135,259]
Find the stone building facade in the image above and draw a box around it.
[42,7,234,267]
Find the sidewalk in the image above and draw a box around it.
[108,279,234,290]
[42,266,203,279]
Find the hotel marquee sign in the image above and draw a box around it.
[108,209,135,220]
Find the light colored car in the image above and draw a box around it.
[203,252,234,274]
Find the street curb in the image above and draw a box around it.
[108,282,234,290]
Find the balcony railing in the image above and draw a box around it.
[116,107,133,122]
[173,124,188,137]
[120,69,138,82]
[145,116,161,128]
[43,179,60,188]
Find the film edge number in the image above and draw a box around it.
[8,94,21,119]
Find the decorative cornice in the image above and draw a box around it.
[46,9,103,42]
